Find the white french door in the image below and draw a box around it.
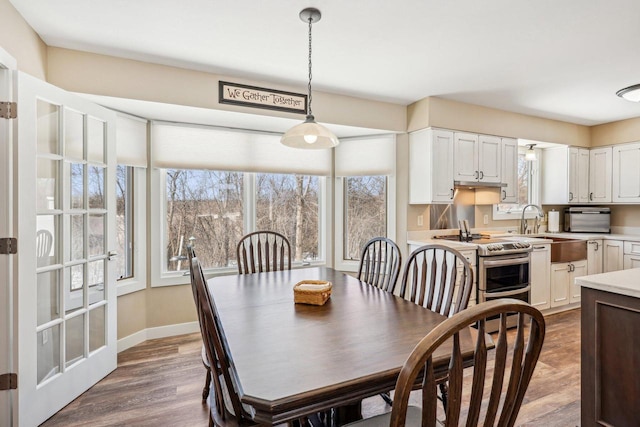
[15,71,117,426]
[0,48,17,427]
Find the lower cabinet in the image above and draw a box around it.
[587,239,603,275]
[624,254,640,269]
[550,260,587,308]
[530,244,551,311]
[603,240,624,272]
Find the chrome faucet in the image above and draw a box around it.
[520,204,544,234]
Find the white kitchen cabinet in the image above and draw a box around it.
[550,259,587,308]
[500,138,518,203]
[603,240,624,272]
[453,132,501,184]
[576,148,591,203]
[587,239,603,275]
[623,254,640,269]
[623,240,640,270]
[409,128,454,204]
[541,146,589,204]
[530,243,551,311]
[612,142,640,203]
[588,147,612,203]
[570,260,587,304]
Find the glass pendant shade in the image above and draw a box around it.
[281,115,339,149]
[525,144,537,161]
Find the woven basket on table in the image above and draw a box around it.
[293,280,333,306]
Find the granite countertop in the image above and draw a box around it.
[576,268,640,299]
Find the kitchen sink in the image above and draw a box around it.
[549,237,587,263]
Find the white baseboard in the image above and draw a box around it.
[117,321,200,353]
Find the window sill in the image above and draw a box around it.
[117,278,147,296]
[151,261,328,287]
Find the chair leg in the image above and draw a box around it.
[380,392,393,406]
[438,382,448,411]
[202,368,212,401]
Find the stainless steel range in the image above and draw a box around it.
[434,234,532,332]
[476,238,532,332]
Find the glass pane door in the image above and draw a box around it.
[17,71,117,426]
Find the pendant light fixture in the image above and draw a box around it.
[616,84,640,102]
[525,144,537,161]
[281,8,339,149]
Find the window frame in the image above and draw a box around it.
[116,166,147,296]
[492,146,541,220]
[334,174,396,272]
[150,168,330,287]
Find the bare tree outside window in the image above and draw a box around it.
[115,165,133,280]
[256,174,319,262]
[344,176,387,260]
[166,170,244,271]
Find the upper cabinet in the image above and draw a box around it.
[588,147,612,203]
[612,142,640,203]
[453,133,501,184]
[541,146,579,204]
[542,146,611,205]
[409,128,455,204]
[500,138,518,203]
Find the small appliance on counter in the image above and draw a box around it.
[564,207,610,233]
[548,210,560,233]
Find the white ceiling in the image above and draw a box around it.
[10,0,640,127]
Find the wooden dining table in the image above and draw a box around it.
[207,266,480,425]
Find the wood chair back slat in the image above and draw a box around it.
[236,231,291,275]
[356,237,402,293]
[388,299,546,427]
[400,244,474,317]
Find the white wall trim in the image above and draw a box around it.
[117,321,200,353]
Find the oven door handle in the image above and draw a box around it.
[482,285,531,299]
[481,256,530,267]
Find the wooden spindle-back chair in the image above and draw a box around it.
[357,237,402,293]
[236,231,291,274]
[346,299,546,427]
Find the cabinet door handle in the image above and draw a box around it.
[589,192,593,201]
[450,188,454,199]
[567,264,572,272]
[588,241,599,251]
[569,192,573,201]
[533,246,546,250]
[474,171,479,179]
[502,190,506,200]
[479,171,484,180]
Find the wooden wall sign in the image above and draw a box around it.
[219,81,307,114]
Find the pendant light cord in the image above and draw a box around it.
[307,16,313,116]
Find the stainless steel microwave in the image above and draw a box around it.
[564,207,610,233]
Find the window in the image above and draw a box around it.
[334,135,396,271]
[115,165,133,280]
[343,176,387,260]
[114,166,147,295]
[163,169,322,273]
[256,173,320,263]
[493,147,540,219]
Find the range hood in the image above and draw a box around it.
[454,181,507,189]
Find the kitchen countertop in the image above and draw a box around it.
[576,268,640,299]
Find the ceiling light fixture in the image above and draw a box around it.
[616,84,640,102]
[281,8,339,149]
[525,144,537,161]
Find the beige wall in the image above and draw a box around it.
[47,47,406,133]
[611,205,640,228]
[591,117,640,147]
[408,97,591,147]
[0,0,47,78]
[117,290,147,339]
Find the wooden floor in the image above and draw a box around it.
[42,309,581,427]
